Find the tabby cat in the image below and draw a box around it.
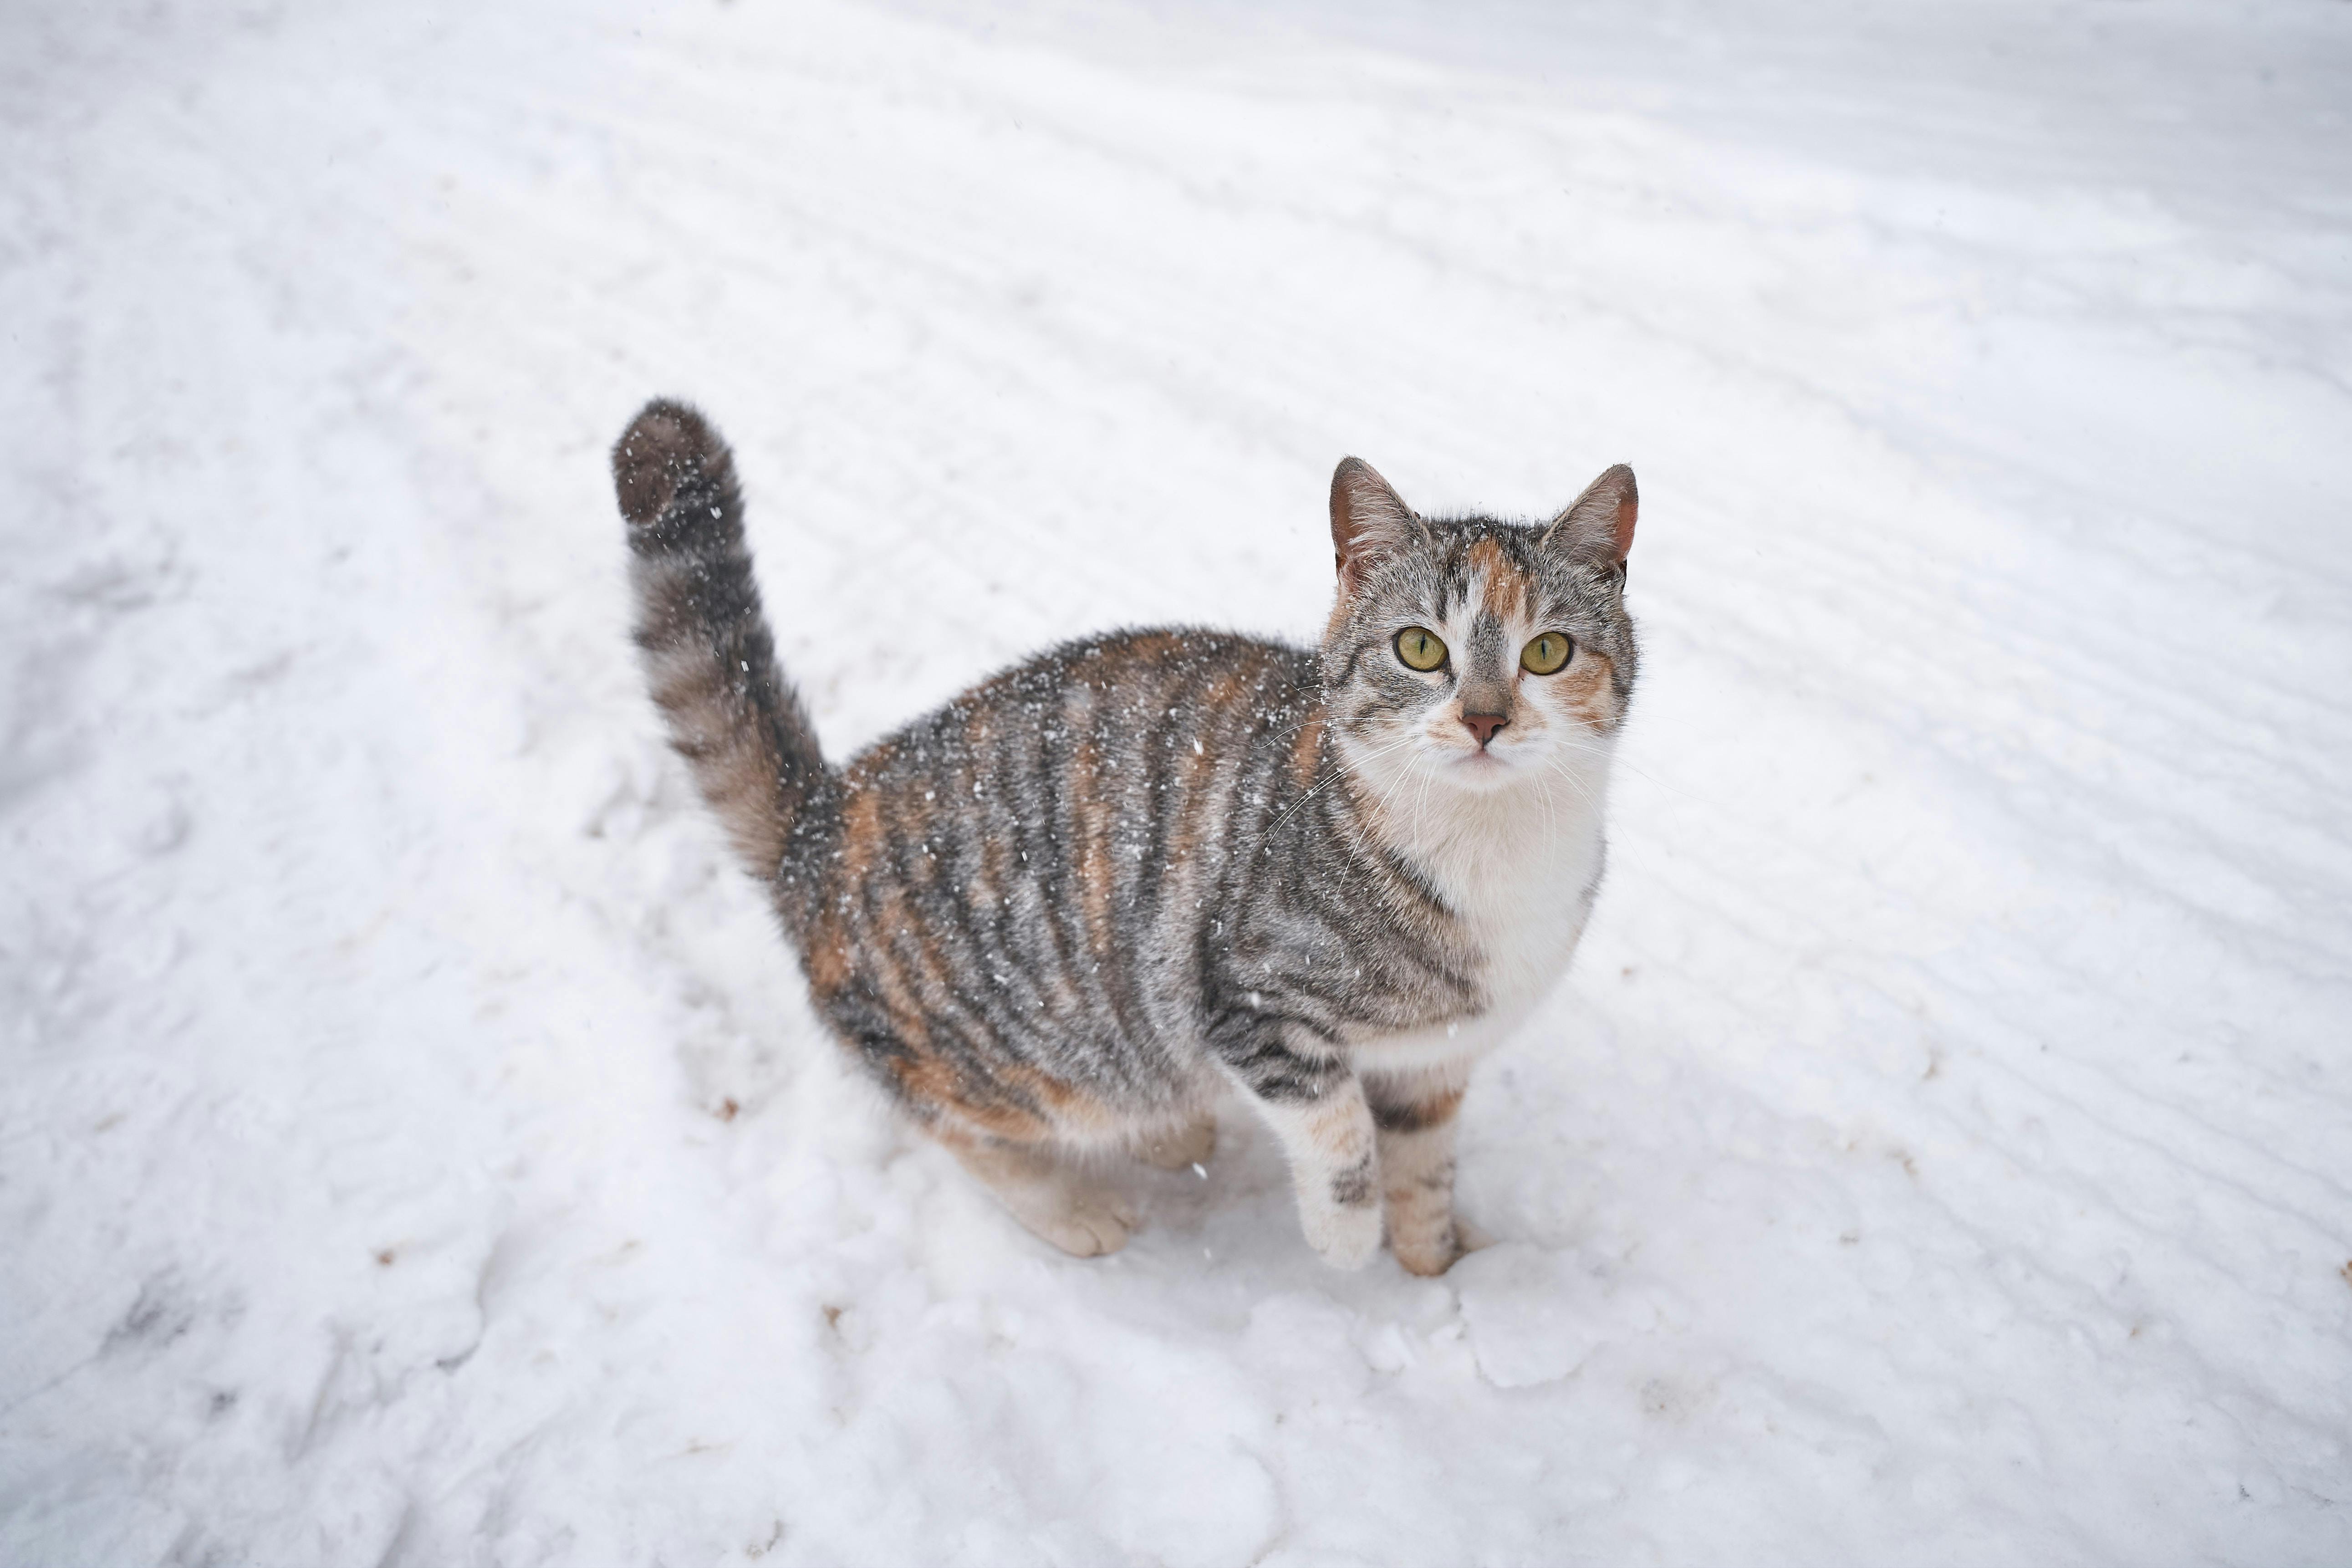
[612,400,1637,1274]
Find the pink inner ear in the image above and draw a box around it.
[1612,493,1638,559]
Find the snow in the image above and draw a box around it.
[5,0,2349,1561]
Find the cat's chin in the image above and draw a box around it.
[1439,748,1522,792]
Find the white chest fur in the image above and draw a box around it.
[1352,753,1613,1077]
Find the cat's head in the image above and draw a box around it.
[1320,458,1638,797]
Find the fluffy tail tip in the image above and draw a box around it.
[612,398,730,529]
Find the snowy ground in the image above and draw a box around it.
[5,0,2351,1562]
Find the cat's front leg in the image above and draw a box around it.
[1217,1026,1382,1269]
[1266,1083,1383,1269]
[1365,1067,1471,1277]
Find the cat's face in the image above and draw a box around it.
[1321,460,1638,798]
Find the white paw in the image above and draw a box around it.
[1302,1197,1383,1271]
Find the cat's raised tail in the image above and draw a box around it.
[612,400,832,906]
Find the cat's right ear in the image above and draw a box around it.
[1330,458,1422,594]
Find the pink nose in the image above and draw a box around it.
[1462,713,1508,747]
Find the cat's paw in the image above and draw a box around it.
[1391,1231,1455,1277]
[1019,1190,1137,1259]
[1302,1196,1383,1271]
[1392,1214,1495,1277]
[1135,1116,1217,1171]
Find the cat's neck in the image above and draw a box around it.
[1338,734,1616,1005]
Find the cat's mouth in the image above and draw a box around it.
[1415,730,1513,766]
[1442,745,1520,787]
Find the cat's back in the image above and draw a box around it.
[828,626,1324,917]
[844,627,1319,800]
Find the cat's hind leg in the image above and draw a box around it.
[939,1130,1137,1258]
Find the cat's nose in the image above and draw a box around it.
[1461,712,1508,747]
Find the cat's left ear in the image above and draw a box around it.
[1543,464,1638,567]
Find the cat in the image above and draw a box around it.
[611,399,1636,1274]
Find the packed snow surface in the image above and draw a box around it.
[5,0,2350,1562]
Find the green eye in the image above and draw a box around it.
[1520,632,1573,675]
[1393,626,1447,672]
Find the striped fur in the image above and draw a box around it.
[611,403,1638,1272]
